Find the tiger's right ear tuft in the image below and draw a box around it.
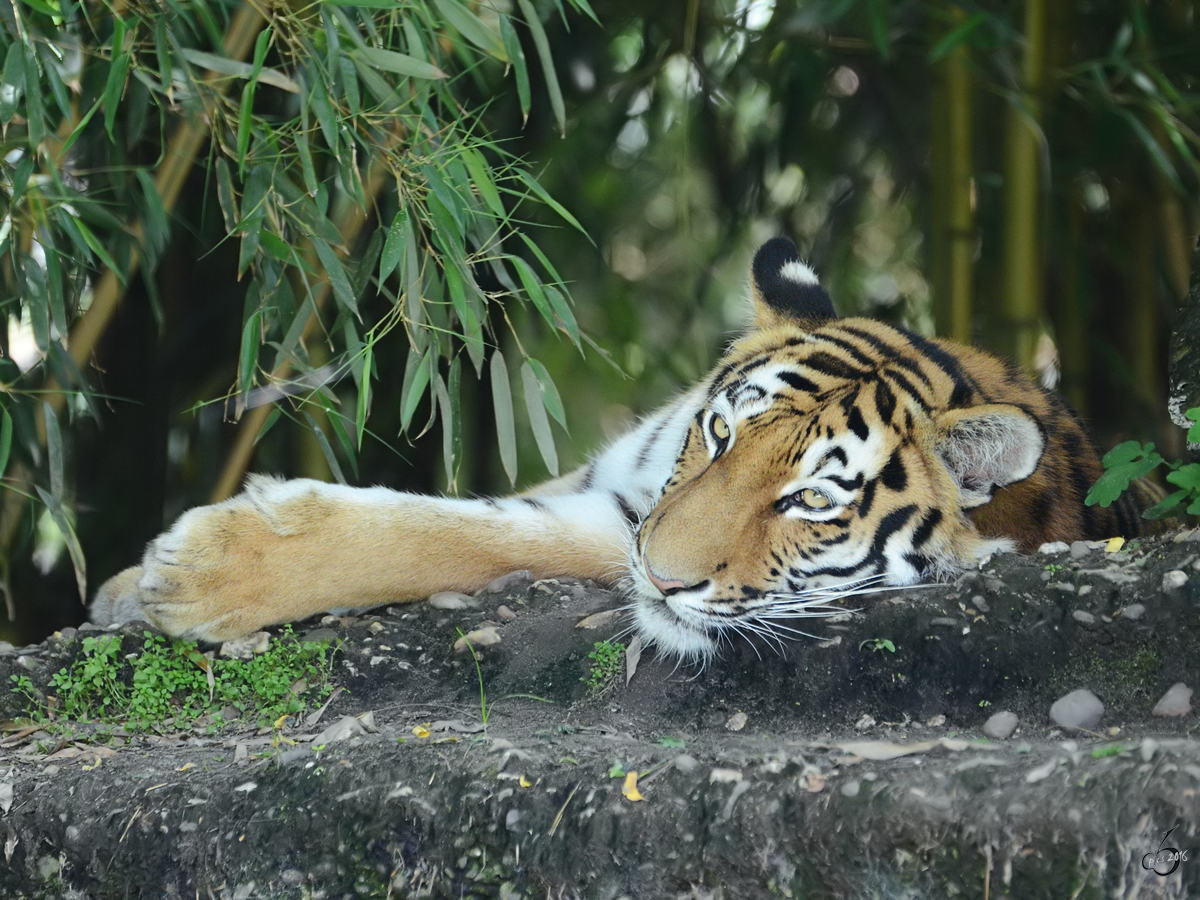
[751,238,837,331]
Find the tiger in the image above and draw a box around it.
[90,237,1145,659]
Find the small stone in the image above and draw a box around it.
[478,570,533,595]
[708,768,743,784]
[301,628,339,644]
[1140,738,1159,762]
[1069,541,1092,560]
[1152,683,1193,717]
[1050,689,1104,732]
[929,617,958,628]
[281,869,305,887]
[1077,585,1093,597]
[453,627,501,653]
[368,621,385,634]
[14,655,39,671]
[320,615,339,626]
[1162,570,1188,591]
[1121,604,1146,621]
[840,780,861,797]
[496,605,517,621]
[575,610,623,629]
[1038,541,1070,555]
[219,632,270,659]
[725,711,748,732]
[982,711,1018,741]
[428,592,477,610]
[313,715,366,747]
[673,754,700,774]
[1071,610,1096,627]
[1174,528,1200,543]
[971,595,989,613]
[855,713,876,731]
[58,627,76,639]
[925,714,946,727]
[234,743,248,763]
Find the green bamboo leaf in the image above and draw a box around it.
[499,15,531,123]
[516,232,567,286]
[36,486,87,602]
[321,0,402,8]
[566,0,600,25]
[215,157,239,232]
[1114,107,1185,195]
[517,0,565,135]
[521,360,558,476]
[296,129,318,196]
[866,0,890,60]
[356,341,373,449]
[178,49,300,92]
[237,81,255,176]
[400,348,434,432]
[1,44,25,125]
[545,286,580,347]
[24,256,50,352]
[43,402,63,504]
[259,230,292,262]
[308,74,340,153]
[313,238,359,316]
[434,373,455,488]
[351,47,447,80]
[254,408,282,445]
[508,255,555,326]
[380,206,408,282]
[0,407,12,480]
[433,0,507,60]
[491,348,518,485]
[238,310,262,399]
[71,216,124,281]
[462,147,506,220]
[447,356,462,490]
[339,54,360,115]
[527,358,566,429]
[301,412,347,485]
[40,235,68,338]
[323,401,358,479]
[23,44,43,149]
[154,17,172,91]
[515,170,588,237]
[104,18,129,142]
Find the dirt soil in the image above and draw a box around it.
[2,532,1200,899]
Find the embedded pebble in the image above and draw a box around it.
[219,632,271,659]
[725,711,748,732]
[929,617,958,628]
[301,628,339,644]
[673,754,700,774]
[1039,541,1070,555]
[14,655,39,671]
[1140,738,1159,762]
[982,711,1019,741]
[1071,610,1095,627]
[368,621,385,634]
[1069,541,1092,560]
[1121,604,1145,621]
[1050,689,1104,732]
[709,768,743,784]
[496,605,517,621]
[1077,585,1093,597]
[1151,683,1193,717]
[840,780,861,798]
[453,627,502,653]
[1162,570,1188,591]
[478,570,533,595]
[428,592,477,610]
[1174,528,1200,543]
[971,595,989,613]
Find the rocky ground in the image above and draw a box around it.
[1,532,1199,898]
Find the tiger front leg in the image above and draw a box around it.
[90,475,633,643]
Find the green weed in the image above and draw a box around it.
[1086,408,1200,518]
[14,628,337,731]
[583,640,624,697]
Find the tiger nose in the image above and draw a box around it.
[643,557,688,595]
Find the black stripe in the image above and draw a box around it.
[828,473,864,491]
[870,503,919,556]
[778,370,819,394]
[910,508,943,549]
[893,327,981,406]
[580,463,596,491]
[636,418,669,469]
[814,332,879,369]
[874,380,897,422]
[802,351,867,381]
[857,479,877,518]
[615,494,640,527]
[521,497,547,511]
[845,405,869,441]
[881,451,907,492]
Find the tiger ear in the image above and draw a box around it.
[935,404,1045,508]
[751,238,837,331]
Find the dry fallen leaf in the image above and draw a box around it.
[518,774,532,788]
[622,771,644,801]
[1105,536,1125,553]
[412,724,431,739]
[624,636,643,686]
[0,781,12,814]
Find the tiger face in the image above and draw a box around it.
[628,238,1053,659]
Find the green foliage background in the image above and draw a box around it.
[0,0,1197,641]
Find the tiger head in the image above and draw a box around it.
[630,237,1052,659]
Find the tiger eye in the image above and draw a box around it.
[711,415,730,442]
[800,488,831,509]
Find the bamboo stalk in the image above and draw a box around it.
[929,6,974,344]
[998,0,1048,371]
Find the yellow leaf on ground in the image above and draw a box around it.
[412,724,431,738]
[622,771,644,801]
[1105,537,1125,553]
